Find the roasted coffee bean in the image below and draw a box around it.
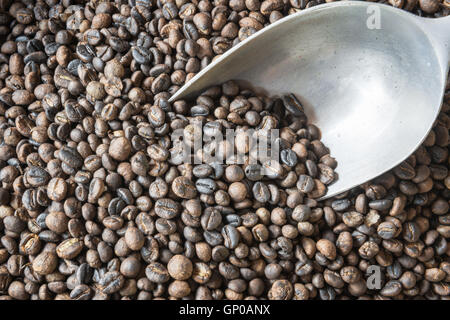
[99,271,125,294]
[263,160,284,179]
[403,222,421,243]
[332,199,351,212]
[167,255,193,281]
[318,164,335,184]
[281,148,298,167]
[225,165,245,182]
[132,46,152,65]
[32,252,58,275]
[282,94,304,116]
[193,164,213,178]
[149,178,169,199]
[145,262,170,284]
[56,238,83,260]
[297,175,315,193]
[195,178,217,194]
[222,225,240,249]
[252,182,270,203]
[244,164,263,181]
[369,199,393,211]
[201,208,222,231]
[58,146,83,168]
[316,239,337,260]
[377,222,398,240]
[268,280,294,300]
[155,198,180,219]
[172,176,197,199]
[108,137,131,161]
[70,284,92,300]
[125,227,145,251]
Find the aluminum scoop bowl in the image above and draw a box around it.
[169,2,450,199]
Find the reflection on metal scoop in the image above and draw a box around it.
[169,2,450,199]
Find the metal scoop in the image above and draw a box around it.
[169,2,450,199]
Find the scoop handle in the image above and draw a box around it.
[419,15,450,67]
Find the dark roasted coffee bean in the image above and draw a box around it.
[70,284,92,300]
[331,199,351,211]
[403,222,421,243]
[394,161,416,180]
[201,208,222,231]
[155,198,180,219]
[195,178,217,194]
[204,231,224,247]
[99,271,125,294]
[297,175,315,193]
[377,222,398,240]
[132,46,152,65]
[76,44,95,63]
[282,94,304,116]
[281,149,298,167]
[191,105,210,116]
[252,182,270,203]
[25,166,50,187]
[193,164,213,178]
[369,199,393,211]
[109,37,130,53]
[58,146,83,168]
[222,225,240,249]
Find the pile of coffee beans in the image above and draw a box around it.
[0,0,448,300]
